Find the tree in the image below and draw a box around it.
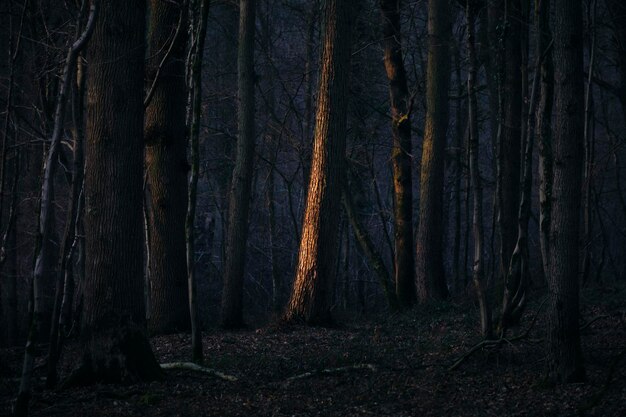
[415,0,452,302]
[466,0,492,339]
[144,0,190,334]
[379,0,416,308]
[546,0,586,383]
[221,0,256,329]
[283,0,355,324]
[74,0,161,384]
[497,0,524,285]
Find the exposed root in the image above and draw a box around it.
[160,362,238,382]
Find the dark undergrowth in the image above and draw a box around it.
[1,285,624,416]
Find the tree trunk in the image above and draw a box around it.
[220,0,256,329]
[379,0,416,309]
[283,0,355,325]
[75,0,162,385]
[547,0,585,383]
[537,0,554,283]
[145,0,190,334]
[186,0,210,364]
[466,0,492,339]
[497,0,523,286]
[415,0,451,302]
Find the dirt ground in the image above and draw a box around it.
[1,286,625,417]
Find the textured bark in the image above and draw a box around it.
[283,0,354,324]
[537,0,554,282]
[79,0,161,383]
[466,1,492,339]
[547,0,585,383]
[379,0,416,308]
[415,0,451,302]
[497,0,523,284]
[145,0,190,334]
[220,0,256,329]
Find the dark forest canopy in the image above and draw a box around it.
[0,0,625,415]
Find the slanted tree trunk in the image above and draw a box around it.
[283,0,355,325]
[71,0,162,386]
[547,0,586,383]
[144,0,190,334]
[220,0,256,329]
[15,2,98,413]
[379,0,416,308]
[415,0,451,302]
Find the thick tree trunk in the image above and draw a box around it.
[221,0,256,329]
[283,0,355,325]
[415,0,451,302]
[145,0,190,334]
[547,0,585,383]
[379,0,416,308]
[77,0,161,384]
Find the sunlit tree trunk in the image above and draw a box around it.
[283,0,355,324]
[415,0,451,302]
[379,0,416,308]
[547,0,585,383]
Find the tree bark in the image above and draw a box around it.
[379,0,416,308]
[497,0,523,286]
[145,0,190,334]
[547,0,586,383]
[415,0,451,302]
[466,0,492,339]
[283,0,355,325]
[77,0,162,385]
[220,0,256,329]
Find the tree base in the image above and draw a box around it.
[63,320,162,387]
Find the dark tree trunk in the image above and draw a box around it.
[77,0,161,384]
[497,0,524,286]
[283,0,355,325]
[547,0,586,384]
[379,0,416,308]
[220,0,256,329]
[145,0,190,334]
[415,0,451,302]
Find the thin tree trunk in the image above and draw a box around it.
[15,2,98,413]
[547,0,586,383]
[221,0,256,329]
[342,169,398,311]
[283,0,355,324]
[379,0,416,309]
[186,0,210,364]
[466,0,492,339]
[415,0,451,302]
[537,0,554,282]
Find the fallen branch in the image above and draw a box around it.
[160,362,238,382]
[579,315,610,332]
[284,364,377,384]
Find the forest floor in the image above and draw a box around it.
[1,286,625,417]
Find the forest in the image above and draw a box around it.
[0,0,625,415]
